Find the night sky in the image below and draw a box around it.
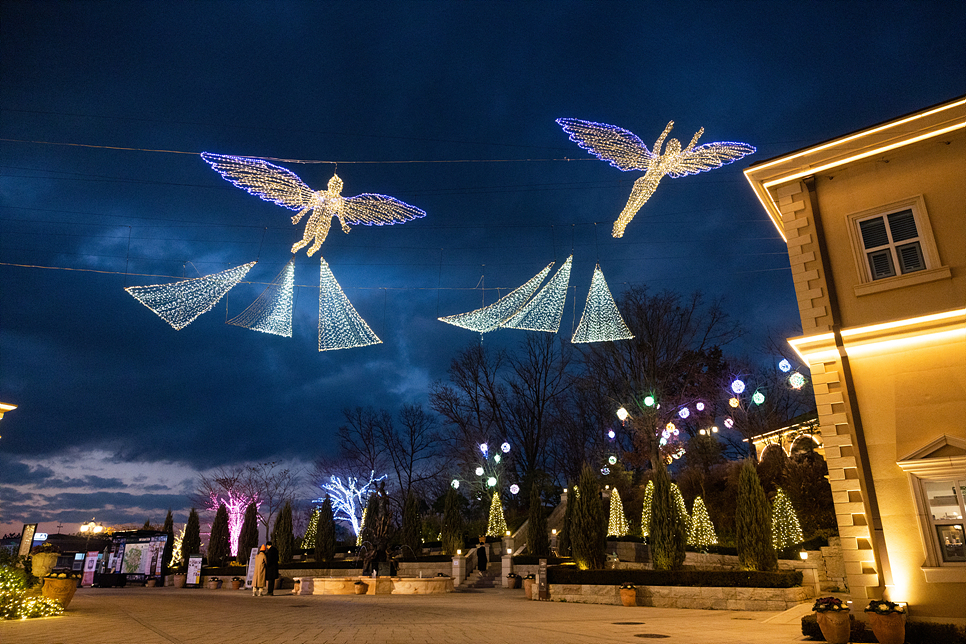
[1,1,963,535]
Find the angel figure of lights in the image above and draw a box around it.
[556,119,755,238]
[201,153,426,256]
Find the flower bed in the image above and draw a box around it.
[547,583,811,610]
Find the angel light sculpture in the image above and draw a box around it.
[201,153,426,256]
[556,119,755,238]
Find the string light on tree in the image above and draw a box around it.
[125,261,256,330]
[608,455,617,465]
[771,488,804,550]
[201,153,426,256]
[641,480,654,537]
[556,118,755,238]
[486,491,508,537]
[687,496,718,546]
[316,471,386,540]
[439,262,552,333]
[317,258,382,351]
[695,402,705,411]
[572,265,634,343]
[671,483,691,536]
[501,255,572,332]
[607,487,629,537]
[227,259,295,337]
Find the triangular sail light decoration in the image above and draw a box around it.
[501,255,572,333]
[318,258,382,351]
[571,264,634,343]
[439,262,553,333]
[125,262,256,330]
[227,259,295,337]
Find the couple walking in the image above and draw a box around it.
[252,541,279,596]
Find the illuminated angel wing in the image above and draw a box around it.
[201,152,315,211]
[556,118,657,171]
[666,141,756,178]
[341,193,427,226]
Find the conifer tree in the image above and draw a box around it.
[237,502,259,564]
[736,460,778,571]
[441,488,464,555]
[181,508,202,568]
[650,466,686,570]
[558,484,574,556]
[640,480,653,537]
[486,491,508,537]
[302,508,320,549]
[527,481,550,556]
[272,500,295,563]
[208,503,230,567]
[315,496,337,563]
[400,491,422,559]
[571,466,606,569]
[771,487,804,551]
[687,496,718,547]
[161,509,175,573]
[671,483,691,537]
[607,487,629,537]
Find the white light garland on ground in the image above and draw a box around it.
[227,259,295,337]
[317,258,382,351]
[556,119,755,238]
[501,255,572,332]
[439,262,552,333]
[125,262,256,330]
[571,265,634,343]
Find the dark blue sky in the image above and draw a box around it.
[1,1,963,534]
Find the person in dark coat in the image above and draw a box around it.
[264,540,280,595]
[477,540,488,572]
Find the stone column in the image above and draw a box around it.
[502,554,513,587]
[452,554,465,584]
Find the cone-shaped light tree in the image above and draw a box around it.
[771,488,804,551]
[607,487,629,537]
[302,508,320,549]
[640,480,653,537]
[736,460,778,571]
[487,491,508,537]
[671,483,691,538]
[687,496,718,546]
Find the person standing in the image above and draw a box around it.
[477,539,488,572]
[264,540,280,596]
[252,545,267,597]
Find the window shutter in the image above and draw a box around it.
[896,242,925,274]
[888,210,919,242]
[868,249,896,280]
[859,217,889,249]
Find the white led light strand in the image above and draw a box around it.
[318,258,382,351]
[439,262,553,333]
[571,264,634,343]
[201,153,426,255]
[556,119,755,238]
[125,261,256,330]
[227,259,295,337]
[501,255,572,332]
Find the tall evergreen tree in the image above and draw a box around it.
[208,503,231,567]
[607,487,629,537]
[315,496,337,563]
[272,500,295,564]
[441,488,464,555]
[161,509,175,574]
[687,496,718,547]
[400,491,422,560]
[486,491,507,537]
[237,502,259,564]
[527,481,550,556]
[640,480,653,537]
[558,484,574,556]
[735,460,778,571]
[571,465,606,569]
[302,508,321,549]
[671,483,691,537]
[649,466,686,570]
[181,508,202,568]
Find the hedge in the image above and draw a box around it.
[509,555,568,565]
[547,567,803,588]
[801,614,966,643]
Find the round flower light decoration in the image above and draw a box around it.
[724,418,734,428]
[729,397,740,408]
[789,372,806,389]
[678,407,690,419]
[731,379,745,394]
[696,402,705,411]
[487,477,497,488]
[608,455,617,465]
[752,391,765,405]
[501,442,511,453]
[451,479,460,489]
[778,359,792,373]
[475,466,485,476]
[509,484,520,495]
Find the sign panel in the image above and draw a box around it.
[82,551,98,586]
[245,547,258,589]
[186,555,203,586]
[18,524,37,558]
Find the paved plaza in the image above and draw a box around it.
[0,585,816,644]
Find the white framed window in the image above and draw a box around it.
[922,479,966,563]
[846,195,949,296]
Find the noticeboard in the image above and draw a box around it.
[18,524,37,558]
[245,547,258,589]
[187,555,203,586]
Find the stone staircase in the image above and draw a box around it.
[459,563,500,589]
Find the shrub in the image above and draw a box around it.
[0,565,64,620]
[735,460,777,571]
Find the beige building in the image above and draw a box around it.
[744,97,965,623]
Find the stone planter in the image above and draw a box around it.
[868,612,905,644]
[32,553,59,580]
[507,576,522,589]
[207,579,222,590]
[354,582,368,595]
[523,578,534,600]
[620,588,637,607]
[145,578,157,587]
[231,580,243,590]
[173,574,187,588]
[815,610,851,644]
[42,577,78,609]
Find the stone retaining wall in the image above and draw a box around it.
[547,583,813,610]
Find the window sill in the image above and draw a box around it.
[921,566,966,583]
[854,266,951,297]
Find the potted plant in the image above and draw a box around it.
[30,543,61,581]
[506,572,522,589]
[145,577,157,587]
[230,576,244,590]
[812,596,851,644]
[41,572,78,608]
[865,599,906,644]
[172,566,187,588]
[206,576,222,590]
[523,574,536,600]
[619,582,637,607]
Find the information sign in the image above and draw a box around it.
[18,524,37,558]
[245,547,258,589]
[82,551,98,586]
[186,555,203,586]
